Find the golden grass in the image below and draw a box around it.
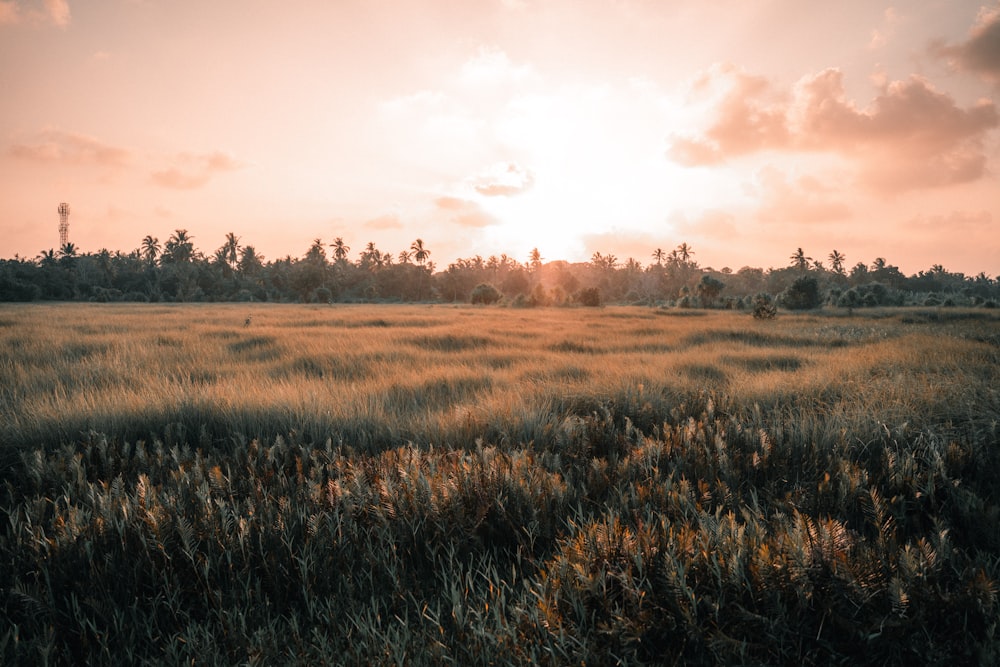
[1,303,998,664]
[1,302,997,449]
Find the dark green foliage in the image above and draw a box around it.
[779,276,821,310]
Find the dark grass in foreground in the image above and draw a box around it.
[0,305,998,665]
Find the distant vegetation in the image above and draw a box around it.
[1,304,997,664]
[3,233,998,309]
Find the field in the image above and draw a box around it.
[1,303,998,665]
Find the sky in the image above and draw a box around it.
[2,0,999,275]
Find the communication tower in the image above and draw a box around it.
[58,202,70,247]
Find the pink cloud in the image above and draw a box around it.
[151,151,243,190]
[933,4,1000,83]
[751,166,852,224]
[434,196,499,227]
[364,213,403,230]
[667,71,789,166]
[906,209,992,231]
[471,161,535,196]
[667,67,999,193]
[9,129,130,166]
[0,0,69,27]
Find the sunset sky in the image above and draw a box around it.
[2,0,999,275]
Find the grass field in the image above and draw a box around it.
[1,303,998,664]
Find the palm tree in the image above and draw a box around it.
[410,238,430,266]
[223,232,241,271]
[828,250,846,275]
[330,237,350,263]
[789,247,811,272]
[38,249,57,268]
[529,247,543,272]
[163,229,195,264]
[676,243,694,263]
[652,248,666,266]
[397,250,411,264]
[141,236,160,267]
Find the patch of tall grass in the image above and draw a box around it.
[0,303,997,663]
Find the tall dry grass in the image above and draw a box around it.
[0,302,997,664]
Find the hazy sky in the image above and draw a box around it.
[2,1,999,274]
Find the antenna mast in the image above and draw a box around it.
[58,202,70,247]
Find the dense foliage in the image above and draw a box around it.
[1,305,997,664]
[2,235,998,309]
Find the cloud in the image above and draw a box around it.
[906,209,992,231]
[667,66,999,193]
[667,70,789,166]
[750,166,852,224]
[869,7,900,50]
[933,4,1000,83]
[434,197,499,228]
[364,213,404,230]
[460,46,538,87]
[8,129,130,166]
[471,161,535,196]
[0,0,70,27]
[0,2,18,24]
[151,151,243,190]
[44,0,68,27]
[671,209,740,239]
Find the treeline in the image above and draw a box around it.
[2,231,998,309]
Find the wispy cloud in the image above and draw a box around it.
[151,151,243,190]
[8,129,130,165]
[434,196,499,228]
[471,161,535,196]
[751,166,852,224]
[364,213,403,230]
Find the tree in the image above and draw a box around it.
[779,275,821,310]
[696,275,725,307]
[529,248,543,273]
[652,248,666,266]
[330,237,350,263]
[410,239,431,300]
[223,233,241,271]
[141,236,160,267]
[470,283,502,304]
[410,239,430,266]
[828,250,846,275]
[789,247,811,272]
[676,243,694,263]
[162,229,195,264]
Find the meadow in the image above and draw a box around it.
[1,302,998,665]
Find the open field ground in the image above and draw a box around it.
[1,303,998,664]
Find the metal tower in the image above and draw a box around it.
[58,202,70,247]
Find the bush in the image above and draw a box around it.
[751,292,777,319]
[576,287,602,307]
[470,283,502,305]
[778,276,821,310]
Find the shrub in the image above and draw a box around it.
[470,283,502,305]
[576,287,602,307]
[751,292,777,319]
[528,283,550,307]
